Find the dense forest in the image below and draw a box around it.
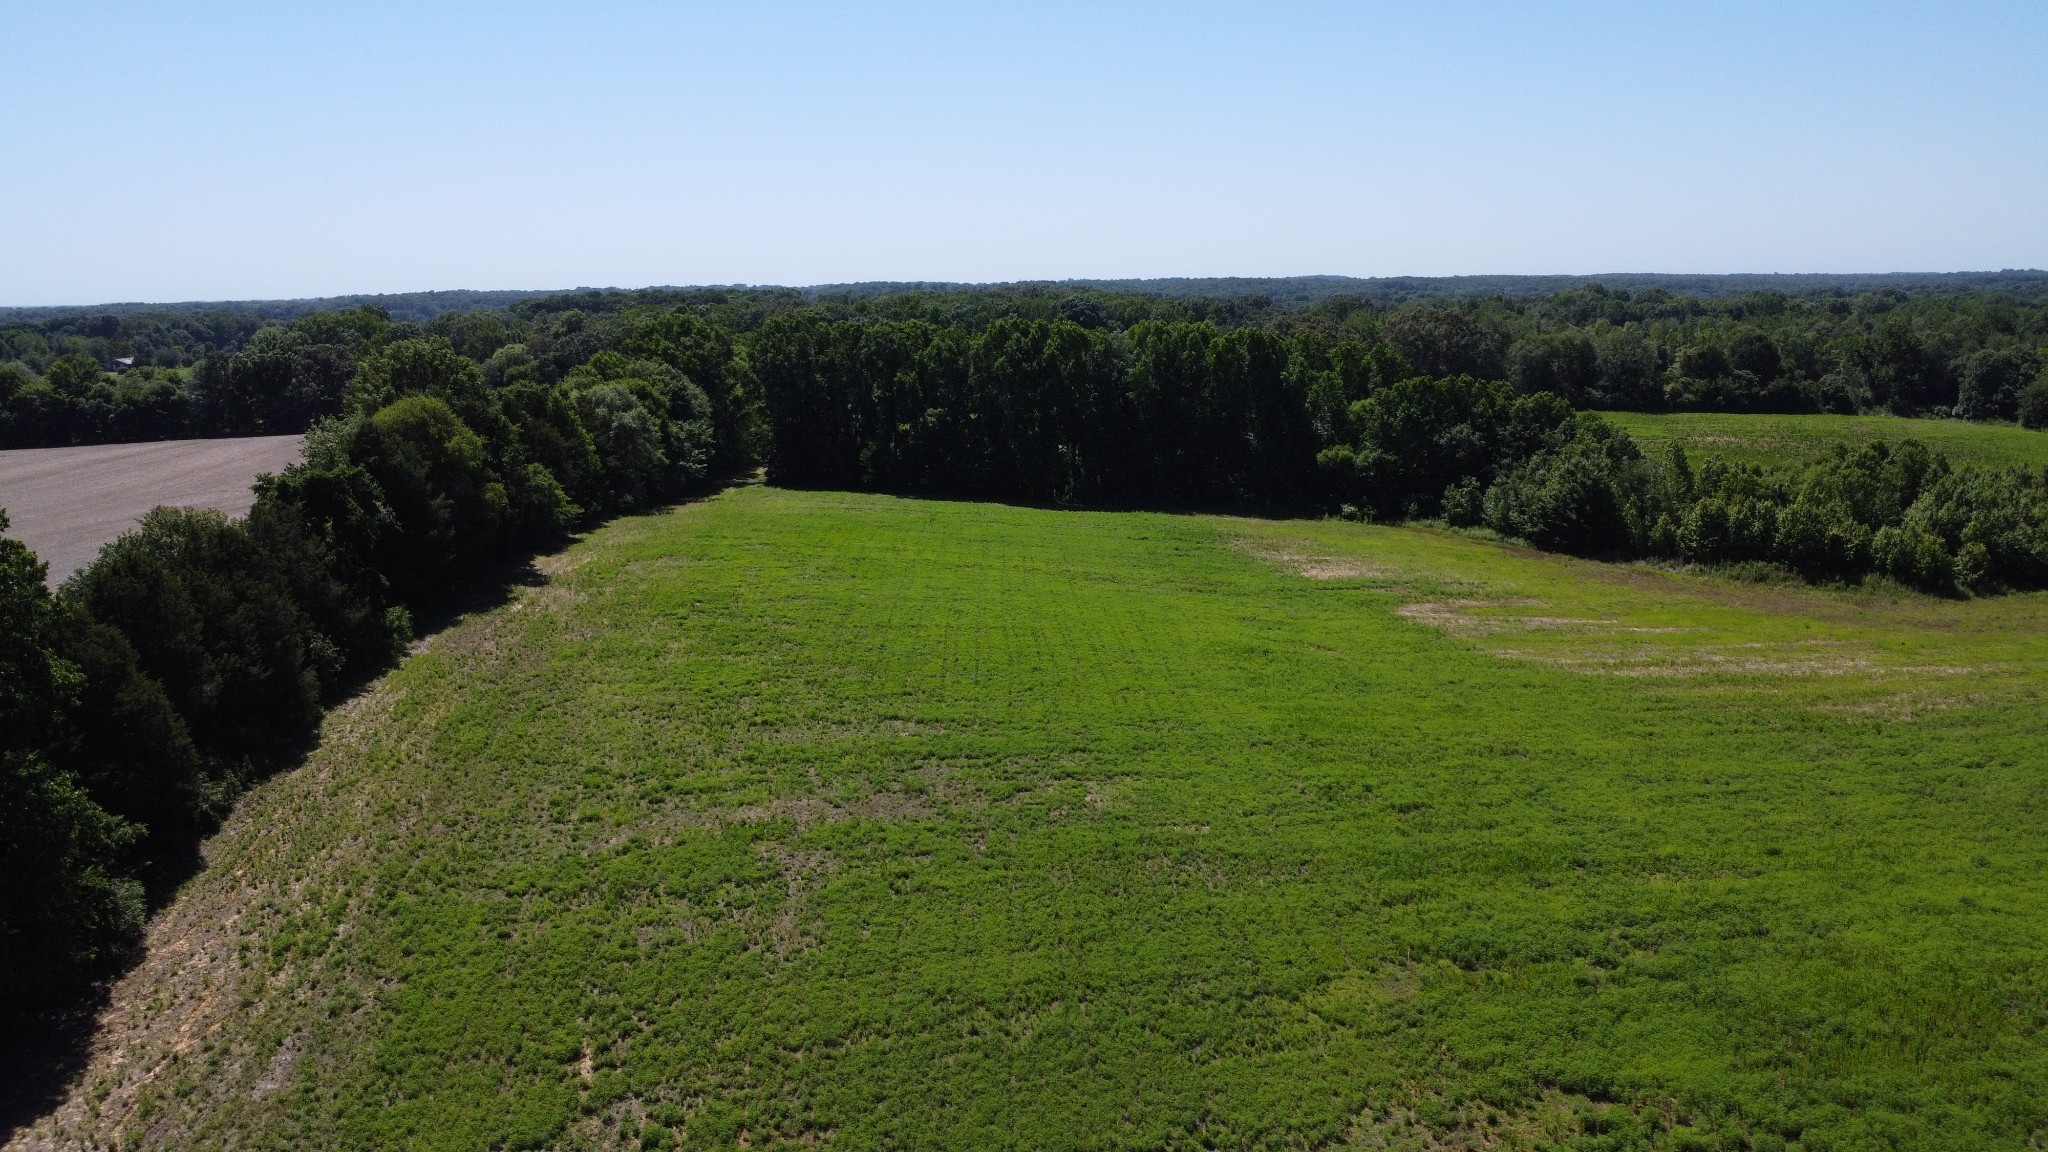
[6,278,2048,1008]
[7,281,2048,451]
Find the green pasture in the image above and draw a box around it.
[1598,410,2048,471]
[92,487,2048,1151]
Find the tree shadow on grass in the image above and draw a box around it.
[772,478,1322,524]
[0,546,562,1143]
[0,986,112,1145]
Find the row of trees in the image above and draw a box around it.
[8,285,2048,451]
[753,312,2048,594]
[1,313,752,1006]
[1279,287,2048,419]
[1322,375,2048,593]
[755,315,1354,504]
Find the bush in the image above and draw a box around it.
[1871,525,1955,592]
[2018,373,2048,430]
[1481,423,1642,554]
[1772,496,1870,579]
[1442,477,1484,527]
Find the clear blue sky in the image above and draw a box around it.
[3,1,2044,305]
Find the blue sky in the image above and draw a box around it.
[2,1,2044,304]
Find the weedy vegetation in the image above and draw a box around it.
[26,486,2048,1151]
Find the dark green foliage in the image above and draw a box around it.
[1317,375,2048,595]
[0,750,143,1003]
[195,327,356,434]
[1382,305,1498,379]
[0,512,143,1002]
[615,310,758,469]
[1955,347,2038,421]
[47,617,206,884]
[753,315,1319,505]
[349,336,515,452]
[1903,465,2048,591]
[352,397,510,603]
[1482,417,1645,553]
[753,312,872,489]
[7,282,2046,454]
[1324,375,1576,518]
[561,352,715,507]
[1507,329,1598,404]
[0,305,400,448]
[2,301,754,1004]
[2018,372,2048,430]
[62,509,331,785]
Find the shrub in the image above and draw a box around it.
[2018,373,2048,430]
[1442,477,1484,527]
[1482,423,1641,554]
[1871,525,1955,593]
[1772,496,1870,579]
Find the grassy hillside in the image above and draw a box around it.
[29,487,2048,1151]
[1600,411,2048,471]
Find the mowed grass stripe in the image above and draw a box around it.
[45,486,2048,1152]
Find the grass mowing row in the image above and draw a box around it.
[1597,411,2048,471]
[37,485,2048,1151]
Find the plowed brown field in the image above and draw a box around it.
[0,436,303,583]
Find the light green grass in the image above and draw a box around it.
[62,487,2048,1151]
[1598,410,2048,471]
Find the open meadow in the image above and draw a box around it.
[1598,412,2048,472]
[16,485,2048,1152]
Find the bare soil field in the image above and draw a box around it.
[0,436,304,584]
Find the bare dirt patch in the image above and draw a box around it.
[0,436,304,583]
[1340,1091,1585,1150]
[1232,538,1392,581]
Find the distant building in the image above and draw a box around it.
[108,356,135,371]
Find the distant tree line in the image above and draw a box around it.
[7,281,2048,1009]
[7,283,2048,451]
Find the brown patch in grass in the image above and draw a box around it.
[1232,538,1392,581]
[532,548,587,578]
[1814,686,2004,721]
[1340,1090,1584,1150]
[730,787,939,831]
[1484,640,1877,678]
[1396,600,1693,637]
[754,843,838,957]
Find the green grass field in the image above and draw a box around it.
[1598,411,2048,471]
[40,486,2048,1151]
